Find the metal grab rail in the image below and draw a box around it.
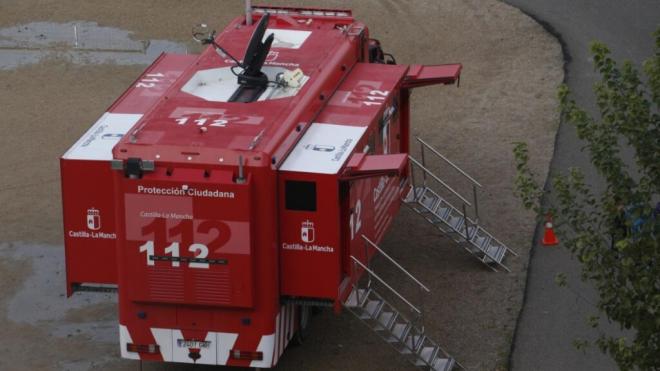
[350,256,422,315]
[417,137,482,188]
[413,137,481,222]
[408,157,472,206]
[361,235,430,293]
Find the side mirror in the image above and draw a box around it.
[192,24,215,45]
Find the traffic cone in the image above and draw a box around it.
[542,214,559,246]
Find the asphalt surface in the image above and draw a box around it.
[502,1,659,370]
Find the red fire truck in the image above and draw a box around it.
[61,5,515,370]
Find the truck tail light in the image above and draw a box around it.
[230,349,263,361]
[126,343,160,354]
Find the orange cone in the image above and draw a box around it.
[542,214,559,246]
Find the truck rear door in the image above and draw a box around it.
[117,167,254,308]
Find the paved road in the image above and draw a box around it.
[502,1,659,370]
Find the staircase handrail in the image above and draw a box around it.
[349,256,422,315]
[416,137,482,188]
[361,235,430,293]
[408,156,472,206]
[413,137,481,221]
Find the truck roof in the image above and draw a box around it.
[112,10,363,168]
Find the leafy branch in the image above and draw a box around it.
[513,28,660,370]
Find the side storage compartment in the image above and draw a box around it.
[278,172,342,300]
[61,53,198,295]
[278,122,368,300]
[61,113,142,295]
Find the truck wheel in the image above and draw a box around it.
[292,305,311,345]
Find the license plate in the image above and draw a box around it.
[177,339,211,348]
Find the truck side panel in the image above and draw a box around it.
[61,54,195,295]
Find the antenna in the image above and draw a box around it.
[191,23,243,67]
[236,155,246,184]
[245,0,253,26]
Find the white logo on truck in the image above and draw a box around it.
[301,220,315,243]
[281,220,334,253]
[87,208,101,231]
[68,209,115,239]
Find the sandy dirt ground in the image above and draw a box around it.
[0,0,562,370]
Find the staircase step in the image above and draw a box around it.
[389,322,411,343]
[404,334,425,354]
[361,299,384,320]
[455,220,469,239]
[403,187,418,203]
[345,288,370,308]
[415,346,439,366]
[419,188,440,212]
[376,310,397,331]
[435,199,452,220]
[483,239,506,263]
[470,227,491,249]
[445,208,465,231]
[432,357,455,371]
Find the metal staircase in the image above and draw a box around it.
[403,138,517,272]
[343,236,461,371]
